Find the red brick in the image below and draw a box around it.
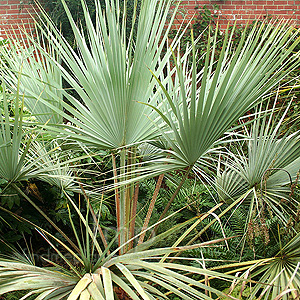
[284,5,298,9]
[1,0,300,40]
[232,1,246,4]
[8,0,22,4]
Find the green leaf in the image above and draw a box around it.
[67,276,92,300]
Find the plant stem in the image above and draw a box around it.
[128,182,139,250]
[138,173,164,245]
[127,147,139,250]
[150,166,192,237]
[119,148,127,253]
[125,149,132,249]
[112,153,121,251]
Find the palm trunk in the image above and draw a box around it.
[150,166,192,237]
[128,182,139,250]
[112,153,121,252]
[119,148,127,253]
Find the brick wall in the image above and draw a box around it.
[0,0,300,39]
[177,1,300,29]
[0,0,38,40]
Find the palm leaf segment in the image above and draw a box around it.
[0,259,78,299]
[216,105,300,226]
[0,244,244,300]
[0,84,25,182]
[212,232,300,300]
[14,0,178,150]
[0,36,63,125]
[0,88,76,190]
[0,195,240,300]
[228,232,300,300]
[251,232,300,300]
[154,22,300,169]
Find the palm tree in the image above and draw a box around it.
[213,232,300,300]
[0,0,300,298]
[216,102,300,253]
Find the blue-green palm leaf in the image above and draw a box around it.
[153,22,300,170]
[8,0,180,150]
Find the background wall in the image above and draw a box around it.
[177,0,300,29]
[0,0,300,39]
[0,0,37,39]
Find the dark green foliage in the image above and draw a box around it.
[0,181,69,253]
[27,0,141,47]
[41,0,99,46]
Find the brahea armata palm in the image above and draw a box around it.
[0,0,300,299]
